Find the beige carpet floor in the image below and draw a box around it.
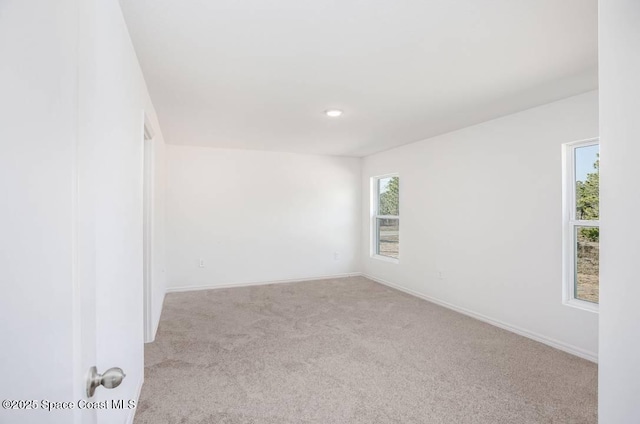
[134,276,597,424]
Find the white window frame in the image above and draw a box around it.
[371,173,400,263]
[562,138,599,313]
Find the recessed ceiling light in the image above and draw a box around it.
[325,109,343,117]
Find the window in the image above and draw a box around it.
[372,175,400,261]
[563,139,599,311]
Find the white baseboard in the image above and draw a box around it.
[362,273,598,363]
[126,374,144,424]
[166,272,362,294]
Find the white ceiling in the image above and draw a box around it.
[120,0,598,157]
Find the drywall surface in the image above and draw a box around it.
[81,0,168,421]
[0,1,168,422]
[0,1,78,422]
[151,139,168,339]
[361,91,599,360]
[598,0,640,421]
[166,146,361,289]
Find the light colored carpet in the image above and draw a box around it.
[134,276,597,424]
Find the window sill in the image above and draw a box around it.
[563,298,599,313]
[371,254,399,264]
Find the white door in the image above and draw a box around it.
[79,1,148,422]
[1,1,147,424]
[87,105,146,424]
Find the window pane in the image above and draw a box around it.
[574,144,599,220]
[378,176,399,216]
[377,218,399,259]
[575,225,599,303]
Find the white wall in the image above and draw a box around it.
[166,146,361,289]
[0,1,167,422]
[0,2,78,422]
[361,91,599,360]
[598,0,640,421]
[151,140,167,339]
[81,1,167,421]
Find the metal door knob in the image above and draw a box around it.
[86,366,126,397]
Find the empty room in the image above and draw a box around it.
[2,0,640,423]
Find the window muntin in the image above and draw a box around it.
[372,175,399,260]
[564,140,599,310]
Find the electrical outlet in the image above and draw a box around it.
[199,259,205,268]
[334,252,340,261]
